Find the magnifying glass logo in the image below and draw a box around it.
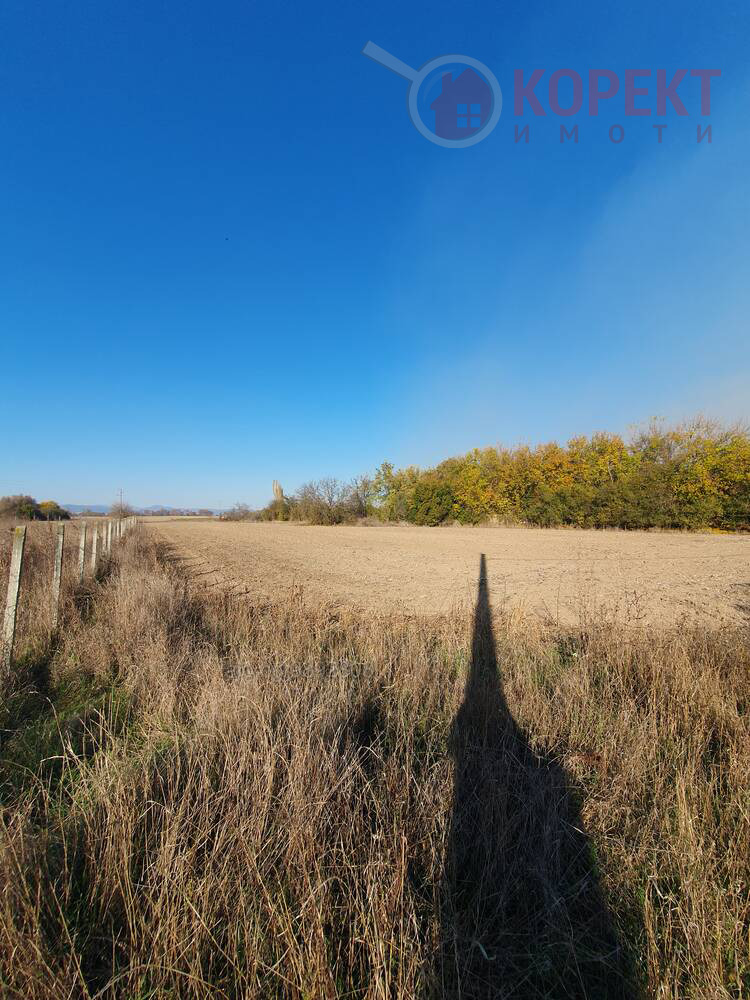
[362,42,502,149]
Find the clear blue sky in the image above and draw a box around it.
[1,0,748,508]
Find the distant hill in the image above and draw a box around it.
[141,505,224,514]
[63,503,225,515]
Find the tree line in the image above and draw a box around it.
[0,496,71,521]
[245,419,750,530]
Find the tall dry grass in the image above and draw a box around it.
[0,519,101,667]
[0,528,747,998]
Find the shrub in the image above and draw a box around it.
[37,501,71,521]
[293,478,353,525]
[109,501,135,519]
[222,503,256,521]
[258,498,291,521]
[410,479,455,526]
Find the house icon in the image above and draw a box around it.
[430,69,492,140]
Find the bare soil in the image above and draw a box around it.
[141,518,750,628]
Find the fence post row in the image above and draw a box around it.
[91,524,99,573]
[51,522,65,630]
[78,522,87,584]
[2,526,27,678]
[2,515,137,675]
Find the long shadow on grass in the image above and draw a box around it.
[439,554,636,998]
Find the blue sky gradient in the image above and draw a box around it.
[1,0,748,507]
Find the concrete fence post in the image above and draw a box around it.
[78,522,87,583]
[106,520,112,554]
[90,524,99,573]
[51,522,65,630]
[2,526,27,678]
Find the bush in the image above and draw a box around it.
[109,502,135,519]
[37,501,71,521]
[293,478,353,525]
[258,498,291,521]
[222,504,256,521]
[410,479,455,526]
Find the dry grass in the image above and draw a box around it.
[0,528,748,998]
[0,519,98,667]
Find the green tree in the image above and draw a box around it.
[409,479,454,526]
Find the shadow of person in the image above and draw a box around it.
[439,555,636,998]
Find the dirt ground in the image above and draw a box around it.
[142,518,750,628]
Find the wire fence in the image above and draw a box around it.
[1,516,137,678]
